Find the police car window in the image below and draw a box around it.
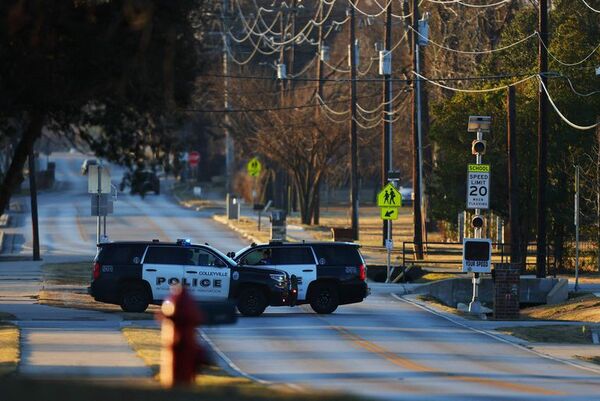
[144,247,189,265]
[272,247,314,265]
[98,244,146,265]
[188,249,227,267]
[312,245,362,265]
[240,249,266,265]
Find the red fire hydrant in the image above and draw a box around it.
[157,285,206,387]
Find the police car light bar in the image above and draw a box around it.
[176,238,192,246]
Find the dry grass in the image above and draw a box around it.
[520,294,600,323]
[123,327,264,388]
[576,356,600,366]
[413,272,460,283]
[0,323,19,376]
[497,325,593,344]
[415,295,480,320]
[40,262,156,319]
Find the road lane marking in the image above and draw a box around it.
[393,293,600,377]
[323,320,562,396]
[74,205,88,242]
[199,330,305,393]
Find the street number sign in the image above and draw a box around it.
[377,183,402,207]
[380,207,399,220]
[247,157,262,177]
[462,238,492,273]
[467,164,490,210]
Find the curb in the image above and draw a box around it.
[212,215,262,244]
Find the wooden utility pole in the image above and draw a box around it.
[381,1,393,245]
[507,86,521,272]
[313,1,324,225]
[349,5,359,240]
[536,0,549,278]
[596,117,600,271]
[411,0,424,258]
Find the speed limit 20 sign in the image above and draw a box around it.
[467,164,490,209]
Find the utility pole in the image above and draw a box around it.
[507,86,522,272]
[28,149,40,261]
[536,0,549,278]
[597,117,600,272]
[222,0,234,195]
[349,5,359,240]
[381,1,393,246]
[314,1,324,225]
[575,165,580,292]
[411,0,424,258]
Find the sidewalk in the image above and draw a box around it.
[0,259,152,379]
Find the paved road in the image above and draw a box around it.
[3,152,600,399]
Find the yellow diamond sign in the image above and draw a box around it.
[377,183,402,207]
[247,157,262,177]
[380,207,399,220]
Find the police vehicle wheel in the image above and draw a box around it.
[121,284,149,313]
[237,286,267,317]
[309,283,339,314]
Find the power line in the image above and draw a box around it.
[537,76,599,131]
[426,0,511,7]
[578,0,600,13]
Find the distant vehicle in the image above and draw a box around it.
[80,159,97,175]
[399,186,414,206]
[89,239,296,316]
[130,170,160,196]
[233,241,369,314]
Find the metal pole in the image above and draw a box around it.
[96,163,101,245]
[382,0,393,246]
[28,150,40,261]
[416,44,425,237]
[469,129,484,313]
[349,6,359,240]
[411,0,424,259]
[386,222,392,283]
[536,0,549,278]
[575,165,580,292]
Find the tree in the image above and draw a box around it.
[0,0,207,214]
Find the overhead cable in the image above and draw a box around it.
[538,76,599,131]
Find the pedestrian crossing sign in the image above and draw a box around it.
[377,183,402,207]
[247,157,262,177]
[380,207,399,220]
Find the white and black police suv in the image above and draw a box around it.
[89,239,296,316]
[232,241,369,314]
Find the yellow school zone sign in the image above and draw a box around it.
[377,183,402,207]
[247,157,262,177]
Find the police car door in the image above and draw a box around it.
[183,248,230,300]
[142,246,186,301]
[272,246,316,301]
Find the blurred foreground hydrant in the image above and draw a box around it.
[158,285,206,387]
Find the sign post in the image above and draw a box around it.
[465,115,491,314]
[88,164,112,244]
[377,182,402,282]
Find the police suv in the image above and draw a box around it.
[90,239,296,316]
[233,241,369,314]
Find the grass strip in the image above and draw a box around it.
[0,323,19,376]
[497,325,593,344]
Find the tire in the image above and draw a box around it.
[309,283,339,314]
[121,284,150,313]
[237,286,267,317]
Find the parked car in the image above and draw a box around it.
[130,169,160,196]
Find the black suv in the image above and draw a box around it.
[90,240,296,316]
[130,170,160,195]
[233,242,369,314]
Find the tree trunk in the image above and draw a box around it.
[0,112,44,216]
[312,177,321,225]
